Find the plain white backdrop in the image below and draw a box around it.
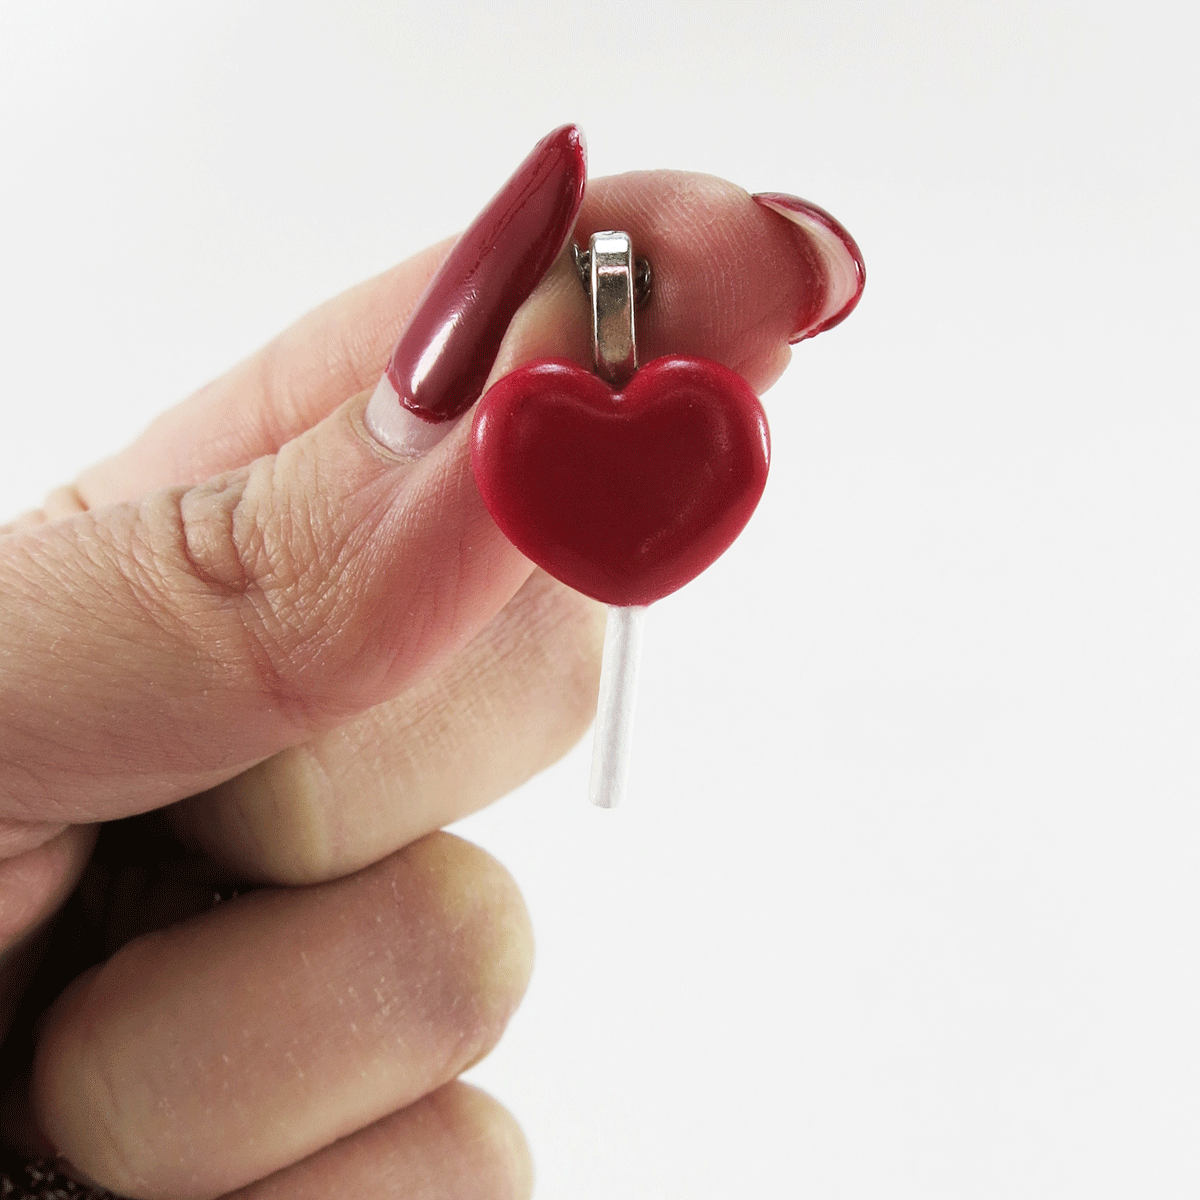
[1,2,1197,1196]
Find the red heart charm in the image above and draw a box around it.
[470,356,771,606]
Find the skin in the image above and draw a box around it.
[0,170,834,1199]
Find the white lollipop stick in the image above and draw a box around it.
[581,230,647,808]
[590,604,647,808]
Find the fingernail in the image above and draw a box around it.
[752,193,865,343]
[366,124,588,456]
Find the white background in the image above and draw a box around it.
[1,2,1197,1196]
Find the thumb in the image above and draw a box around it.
[0,125,587,825]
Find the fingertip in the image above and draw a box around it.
[432,1083,534,1200]
[752,192,866,340]
[484,170,841,397]
[418,833,536,1044]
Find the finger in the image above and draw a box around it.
[32,833,532,1200]
[74,175,859,506]
[0,387,531,825]
[0,127,589,825]
[488,172,808,392]
[78,122,593,504]
[224,1082,531,1200]
[72,236,454,505]
[362,168,853,458]
[173,570,604,885]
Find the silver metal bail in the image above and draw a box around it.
[588,231,638,388]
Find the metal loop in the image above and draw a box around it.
[573,242,652,309]
[584,232,638,387]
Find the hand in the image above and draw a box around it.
[0,127,859,1199]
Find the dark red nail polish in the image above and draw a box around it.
[384,124,587,424]
[752,193,865,342]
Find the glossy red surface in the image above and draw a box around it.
[386,124,587,423]
[471,357,770,606]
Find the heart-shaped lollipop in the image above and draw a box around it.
[470,355,770,606]
[471,229,772,808]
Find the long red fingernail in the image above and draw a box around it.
[366,124,587,456]
[752,193,865,342]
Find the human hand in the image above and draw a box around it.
[0,126,861,1199]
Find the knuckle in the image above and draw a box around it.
[177,469,263,595]
[193,746,335,886]
[3,485,89,535]
[167,458,347,718]
[42,484,90,521]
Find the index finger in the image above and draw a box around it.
[73,180,860,507]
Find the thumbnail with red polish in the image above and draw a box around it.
[385,124,586,426]
[752,193,865,342]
